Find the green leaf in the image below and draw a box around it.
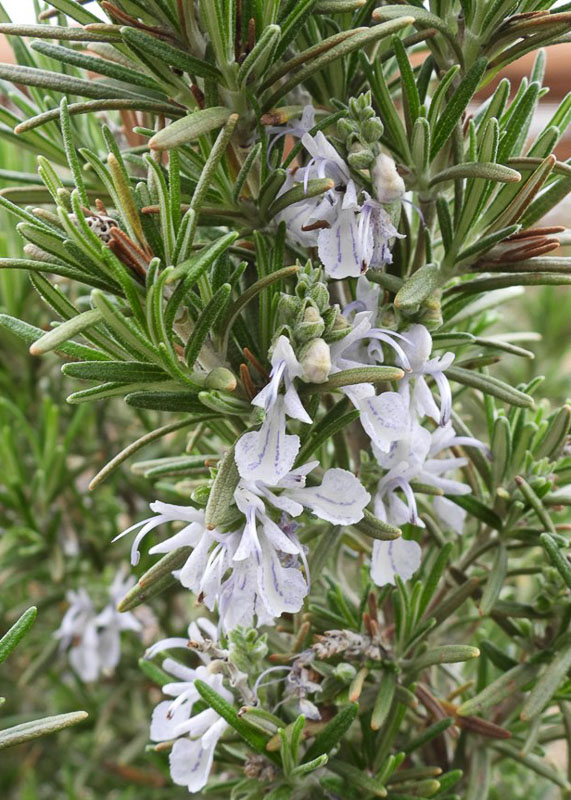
[492,742,571,791]
[417,543,453,618]
[15,98,183,135]
[521,637,571,721]
[327,760,387,797]
[238,24,281,85]
[302,366,405,393]
[297,403,359,464]
[263,17,414,110]
[185,284,231,367]
[204,445,240,530]
[149,107,233,151]
[430,58,488,160]
[394,264,440,311]
[430,162,520,187]
[221,265,299,355]
[450,273,571,294]
[167,232,239,307]
[117,548,192,612]
[447,365,534,408]
[403,718,454,754]
[59,98,88,207]
[88,417,198,490]
[267,179,334,218]
[392,35,420,134]
[456,224,521,263]
[0,23,120,41]
[303,703,359,762]
[31,40,161,91]
[91,290,159,363]
[491,416,511,485]
[0,607,37,665]
[372,5,462,62]
[37,0,100,24]
[291,753,328,777]
[515,475,555,534]
[479,640,518,672]
[0,711,88,750]
[125,391,206,412]
[29,309,103,356]
[446,495,502,531]
[353,509,402,541]
[194,679,278,761]
[534,405,571,459]
[371,671,397,731]
[457,663,539,716]
[410,645,480,672]
[540,533,571,590]
[0,62,146,102]
[138,657,171,688]
[62,361,168,383]
[120,26,222,80]
[480,544,508,615]
[0,314,108,362]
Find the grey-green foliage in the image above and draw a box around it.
[0,1,570,799]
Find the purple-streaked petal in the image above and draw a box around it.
[287,468,370,524]
[234,399,300,484]
[371,537,422,586]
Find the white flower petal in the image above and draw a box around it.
[149,521,205,554]
[97,625,121,671]
[260,513,300,554]
[234,399,300,483]
[144,638,190,659]
[169,736,215,792]
[371,537,422,586]
[410,376,441,422]
[150,699,190,742]
[287,468,370,524]
[358,391,411,451]
[178,532,215,592]
[434,495,467,534]
[174,707,219,738]
[218,560,258,631]
[317,206,365,279]
[257,539,308,619]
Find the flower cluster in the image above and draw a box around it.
[330,277,486,585]
[54,570,142,682]
[275,121,404,279]
[117,333,371,632]
[146,619,232,793]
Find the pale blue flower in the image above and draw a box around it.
[150,661,231,793]
[396,324,455,425]
[275,132,403,279]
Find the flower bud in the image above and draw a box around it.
[303,305,322,324]
[294,306,325,344]
[372,153,405,203]
[361,116,384,143]
[323,307,350,342]
[348,144,374,170]
[300,338,331,384]
[191,485,210,506]
[307,281,330,312]
[337,118,358,142]
[277,293,300,325]
[333,662,357,681]
[204,366,237,392]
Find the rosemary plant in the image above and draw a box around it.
[0,1,571,798]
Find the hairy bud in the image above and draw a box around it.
[372,153,405,203]
[300,338,331,383]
